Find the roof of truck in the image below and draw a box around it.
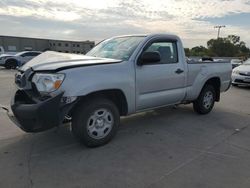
[111,33,179,38]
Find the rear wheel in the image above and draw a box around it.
[72,98,120,147]
[5,59,17,69]
[193,85,216,114]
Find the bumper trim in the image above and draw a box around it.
[233,79,250,85]
[9,90,69,133]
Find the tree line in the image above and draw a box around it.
[185,35,250,58]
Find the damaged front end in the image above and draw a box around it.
[10,90,65,132]
[2,68,76,133]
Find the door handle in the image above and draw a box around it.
[175,69,184,74]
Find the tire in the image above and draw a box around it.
[193,85,216,114]
[4,63,11,69]
[72,98,120,147]
[232,83,238,87]
[5,59,17,69]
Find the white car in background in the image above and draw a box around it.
[0,51,41,69]
[232,59,250,86]
[231,59,242,69]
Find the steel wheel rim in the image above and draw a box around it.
[203,91,214,109]
[87,108,114,139]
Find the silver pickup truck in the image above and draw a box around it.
[2,34,232,147]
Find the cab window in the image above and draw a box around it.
[145,41,178,64]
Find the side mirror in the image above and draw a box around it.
[138,51,161,65]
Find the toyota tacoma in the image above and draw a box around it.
[2,34,232,147]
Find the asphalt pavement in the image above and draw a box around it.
[0,67,250,188]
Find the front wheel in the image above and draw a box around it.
[72,98,120,147]
[193,85,216,114]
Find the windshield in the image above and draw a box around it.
[87,36,145,61]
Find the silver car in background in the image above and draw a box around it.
[2,51,41,69]
[0,54,13,66]
[232,59,250,86]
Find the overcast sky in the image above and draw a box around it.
[0,0,250,48]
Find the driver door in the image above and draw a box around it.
[135,38,186,111]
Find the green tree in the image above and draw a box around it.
[190,46,208,56]
[207,38,238,56]
[236,41,250,57]
[185,35,250,58]
[184,48,190,57]
[227,35,240,45]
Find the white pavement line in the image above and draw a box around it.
[189,148,237,159]
[229,143,250,153]
[147,153,204,188]
[147,127,247,187]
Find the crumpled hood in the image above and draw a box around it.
[20,51,121,72]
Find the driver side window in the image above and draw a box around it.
[21,53,30,57]
[145,41,178,64]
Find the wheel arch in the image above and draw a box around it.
[202,77,221,101]
[71,89,128,116]
[5,58,18,64]
[4,58,18,67]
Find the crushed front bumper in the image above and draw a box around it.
[2,90,74,133]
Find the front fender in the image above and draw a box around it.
[57,63,136,114]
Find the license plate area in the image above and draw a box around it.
[244,78,250,83]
